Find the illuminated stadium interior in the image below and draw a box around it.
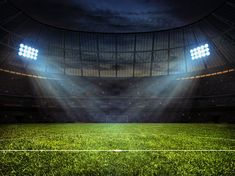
[0,0,234,175]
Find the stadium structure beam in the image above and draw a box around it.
[0,25,22,39]
[133,34,137,77]
[4,52,15,68]
[7,33,10,45]
[212,13,234,27]
[34,25,43,45]
[44,45,49,72]
[48,47,179,54]
[45,41,223,55]
[0,11,22,26]
[0,51,11,66]
[182,29,188,73]
[150,32,155,77]
[192,27,208,70]
[0,41,16,50]
[115,34,118,78]
[226,1,235,8]
[210,14,235,43]
[78,33,83,77]
[0,32,10,45]
[96,35,100,77]
[199,22,233,67]
[63,31,66,75]
[0,18,32,48]
[167,32,170,75]
[22,23,39,70]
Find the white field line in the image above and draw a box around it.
[0,149,234,152]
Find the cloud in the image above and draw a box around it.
[11,0,225,32]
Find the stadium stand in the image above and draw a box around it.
[0,68,235,123]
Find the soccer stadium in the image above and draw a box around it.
[0,0,234,175]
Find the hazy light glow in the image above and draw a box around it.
[190,44,210,60]
[18,44,38,60]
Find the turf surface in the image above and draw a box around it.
[0,123,234,175]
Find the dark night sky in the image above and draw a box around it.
[12,0,225,33]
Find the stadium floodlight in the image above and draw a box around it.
[18,44,38,60]
[190,44,210,60]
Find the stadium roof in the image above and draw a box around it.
[9,0,226,33]
[0,0,234,78]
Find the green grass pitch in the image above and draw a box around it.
[0,123,234,175]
